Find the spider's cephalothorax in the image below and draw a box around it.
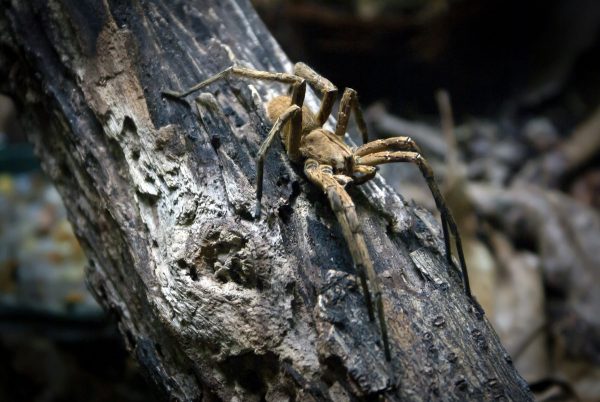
[164,62,472,362]
[266,95,377,184]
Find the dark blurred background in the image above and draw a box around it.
[1,0,600,400]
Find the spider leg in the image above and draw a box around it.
[351,165,378,184]
[335,88,369,144]
[255,105,301,217]
[304,159,391,361]
[357,151,472,298]
[286,81,306,162]
[164,66,307,161]
[167,66,306,216]
[355,136,422,157]
[354,136,450,254]
[162,66,304,99]
[293,62,338,126]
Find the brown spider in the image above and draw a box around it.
[164,62,472,361]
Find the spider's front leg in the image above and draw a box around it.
[163,66,308,217]
[255,104,302,217]
[162,66,303,98]
[304,159,391,361]
[293,62,337,126]
[293,63,369,144]
[355,143,472,299]
[334,88,370,144]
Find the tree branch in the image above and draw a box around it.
[0,0,532,400]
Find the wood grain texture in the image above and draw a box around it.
[0,0,532,400]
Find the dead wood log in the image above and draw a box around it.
[0,0,533,400]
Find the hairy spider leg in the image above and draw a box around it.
[304,159,391,361]
[293,64,370,143]
[163,67,309,216]
[255,105,302,217]
[354,137,451,257]
[355,136,423,157]
[163,66,307,158]
[335,88,369,144]
[286,81,307,162]
[293,62,338,126]
[356,150,472,298]
[162,66,303,98]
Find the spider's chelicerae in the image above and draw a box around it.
[164,62,472,361]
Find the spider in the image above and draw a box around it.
[163,62,472,361]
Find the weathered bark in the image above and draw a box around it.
[0,1,532,400]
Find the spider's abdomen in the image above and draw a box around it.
[300,129,353,171]
[267,95,319,133]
